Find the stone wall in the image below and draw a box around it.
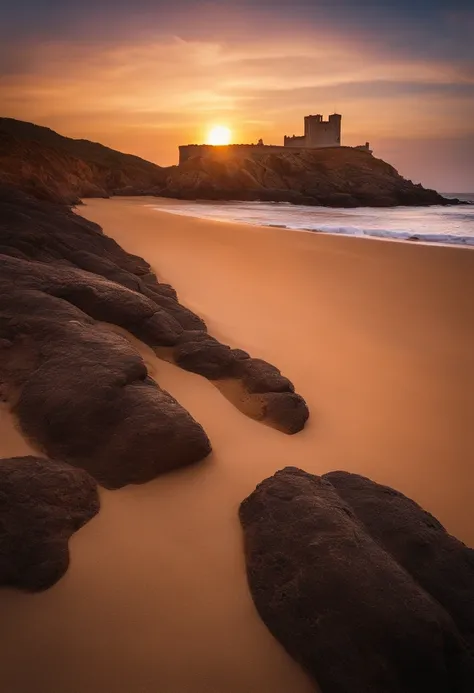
[178,143,372,165]
[179,144,292,164]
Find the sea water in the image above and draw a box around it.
[151,193,474,247]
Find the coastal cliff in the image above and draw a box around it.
[0,119,167,204]
[0,118,457,207]
[162,146,452,207]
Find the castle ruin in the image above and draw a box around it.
[179,113,371,164]
[284,113,341,149]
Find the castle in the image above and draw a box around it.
[284,113,341,148]
[179,113,371,164]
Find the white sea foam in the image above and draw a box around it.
[151,196,474,248]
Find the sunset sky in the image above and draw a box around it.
[2,0,473,191]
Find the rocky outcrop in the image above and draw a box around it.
[240,467,474,692]
[0,456,100,591]
[0,187,307,488]
[162,146,459,208]
[0,291,212,489]
[173,333,308,433]
[0,118,460,208]
[324,471,474,651]
[0,120,167,204]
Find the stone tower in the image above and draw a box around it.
[304,114,341,147]
[284,113,342,149]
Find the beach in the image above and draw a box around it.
[0,196,473,693]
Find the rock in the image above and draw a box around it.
[0,255,184,349]
[233,358,295,393]
[0,120,166,203]
[323,471,474,651]
[0,186,309,450]
[174,331,235,378]
[231,348,251,361]
[151,293,207,331]
[0,456,99,591]
[261,392,309,434]
[239,467,474,692]
[0,289,212,489]
[132,311,184,346]
[141,274,178,300]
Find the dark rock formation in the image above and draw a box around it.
[0,120,167,204]
[0,187,308,484]
[233,358,295,394]
[0,456,100,591]
[0,283,211,489]
[260,392,309,434]
[324,471,474,651]
[172,331,308,432]
[174,331,235,379]
[240,467,474,692]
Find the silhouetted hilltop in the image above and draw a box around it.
[0,118,163,173]
[0,118,166,203]
[0,117,459,207]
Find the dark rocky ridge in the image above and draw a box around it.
[0,122,167,204]
[240,467,474,692]
[0,186,308,489]
[0,117,461,208]
[0,456,100,591]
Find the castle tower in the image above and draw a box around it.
[302,113,341,148]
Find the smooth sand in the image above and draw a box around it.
[1,197,473,693]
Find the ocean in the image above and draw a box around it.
[151,193,474,248]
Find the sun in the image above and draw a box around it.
[207,125,232,146]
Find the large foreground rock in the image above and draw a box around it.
[0,456,99,592]
[0,287,211,489]
[0,185,203,329]
[0,186,308,452]
[324,471,474,651]
[240,467,474,692]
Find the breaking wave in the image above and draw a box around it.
[150,197,474,248]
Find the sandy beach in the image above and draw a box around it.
[0,197,473,693]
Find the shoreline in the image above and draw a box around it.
[139,196,474,249]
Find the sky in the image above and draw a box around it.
[1,0,474,191]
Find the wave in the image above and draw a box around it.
[301,225,474,246]
[150,202,474,248]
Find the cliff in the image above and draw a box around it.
[0,118,166,204]
[0,117,458,207]
[162,146,454,207]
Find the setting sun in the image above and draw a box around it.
[207,125,232,146]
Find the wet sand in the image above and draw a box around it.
[0,197,473,693]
